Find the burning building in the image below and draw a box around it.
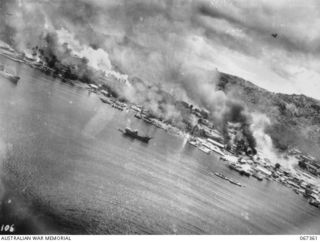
[299,157,320,177]
[224,122,255,156]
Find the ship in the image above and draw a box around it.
[199,145,211,154]
[252,172,264,181]
[120,127,152,143]
[142,116,153,124]
[134,113,142,119]
[214,172,228,181]
[228,178,243,187]
[0,64,20,84]
[210,145,225,156]
[213,172,243,187]
[99,97,112,104]
[228,162,251,177]
[187,139,198,147]
[309,198,320,208]
[112,103,124,111]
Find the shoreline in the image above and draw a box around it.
[1,48,319,216]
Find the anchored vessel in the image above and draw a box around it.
[214,172,243,187]
[214,172,228,180]
[120,127,152,143]
[228,178,242,187]
[0,64,20,84]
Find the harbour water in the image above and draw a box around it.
[1,56,320,234]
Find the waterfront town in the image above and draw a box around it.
[1,43,320,211]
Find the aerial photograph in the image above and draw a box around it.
[0,0,320,237]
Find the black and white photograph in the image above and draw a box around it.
[0,0,320,238]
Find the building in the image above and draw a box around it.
[306,163,320,176]
[207,138,224,149]
[255,166,272,177]
[298,157,320,177]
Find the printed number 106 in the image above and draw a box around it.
[1,224,15,232]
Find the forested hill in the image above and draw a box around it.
[217,72,320,159]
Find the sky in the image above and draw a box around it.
[193,0,320,99]
[1,0,320,100]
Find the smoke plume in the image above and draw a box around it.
[1,0,259,151]
[222,101,257,155]
[250,113,297,170]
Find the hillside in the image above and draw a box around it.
[217,72,320,159]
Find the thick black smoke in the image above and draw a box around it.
[34,32,100,83]
[222,101,257,155]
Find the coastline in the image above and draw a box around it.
[1,47,319,208]
[0,48,320,234]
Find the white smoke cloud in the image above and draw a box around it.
[251,113,297,171]
[2,0,317,161]
[56,28,112,71]
[2,0,320,99]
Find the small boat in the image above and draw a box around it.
[112,103,124,111]
[152,120,164,129]
[214,172,228,181]
[142,117,153,124]
[101,90,109,97]
[131,105,142,112]
[88,83,99,90]
[188,139,198,147]
[309,199,320,208]
[100,97,111,104]
[7,74,20,84]
[211,145,224,156]
[228,178,242,187]
[134,113,142,119]
[213,172,243,187]
[252,173,263,181]
[228,162,251,177]
[293,189,300,195]
[199,146,211,154]
[0,64,20,84]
